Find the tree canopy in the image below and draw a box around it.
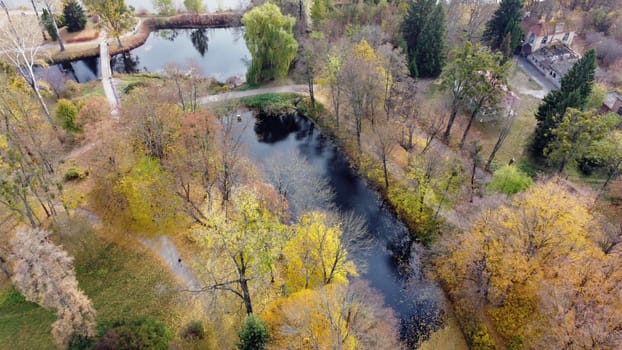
[63,0,87,32]
[482,0,523,55]
[401,0,446,78]
[242,3,298,85]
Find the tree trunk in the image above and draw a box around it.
[308,76,315,109]
[443,107,458,142]
[382,155,389,190]
[46,3,64,51]
[557,157,568,174]
[29,0,47,40]
[117,35,123,48]
[486,127,510,171]
[460,102,482,149]
[238,253,253,315]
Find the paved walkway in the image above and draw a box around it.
[99,31,121,117]
[199,84,309,104]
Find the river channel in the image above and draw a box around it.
[236,111,448,347]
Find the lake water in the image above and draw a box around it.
[238,112,447,348]
[38,27,249,84]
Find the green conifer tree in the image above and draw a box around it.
[63,0,87,32]
[482,0,523,53]
[532,49,597,157]
[401,0,446,78]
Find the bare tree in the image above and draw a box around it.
[0,75,60,226]
[123,85,181,160]
[263,150,334,219]
[0,12,53,125]
[372,120,399,190]
[485,92,518,171]
[10,227,96,348]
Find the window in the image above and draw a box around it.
[617,106,622,116]
[541,36,548,44]
[563,32,569,41]
[528,34,535,44]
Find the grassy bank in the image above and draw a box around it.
[0,220,182,349]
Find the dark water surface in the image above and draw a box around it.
[239,112,446,347]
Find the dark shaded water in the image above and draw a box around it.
[240,112,445,347]
[38,28,249,84]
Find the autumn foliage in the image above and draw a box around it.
[437,181,622,348]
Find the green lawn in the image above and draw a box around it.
[0,219,182,349]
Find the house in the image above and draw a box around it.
[521,19,580,88]
[526,44,580,88]
[601,92,622,116]
[522,21,575,55]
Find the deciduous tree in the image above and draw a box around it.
[282,211,364,292]
[83,0,132,47]
[263,280,402,350]
[437,181,622,348]
[545,108,607,174]
[194,188,286,315]
[10,227,96,348]
[242,3,298,84]
[0,14,53,124]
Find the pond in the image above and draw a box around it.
[38,27,249,84]
[237,111,448,348]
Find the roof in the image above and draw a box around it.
[605,92,622,109]
[527,21,570,37]
[529,44,580,77]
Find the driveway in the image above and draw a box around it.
[514,55,556,98]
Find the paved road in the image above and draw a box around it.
[199,84,309,104]
[514,55,556,99]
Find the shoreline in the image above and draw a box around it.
[46,12,243,65]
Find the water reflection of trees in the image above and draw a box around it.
[111,52,141,74]
[156,29,179,41]
[190,29,209,57]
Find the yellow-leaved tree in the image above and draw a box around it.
[194,187,288,315]
[282,211,359,292]
[262,280,402,350]
[437,180,622,348]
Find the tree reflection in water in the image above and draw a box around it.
[190,28,209,57]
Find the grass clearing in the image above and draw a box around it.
[0,219,184,350]
[469,93,540,169]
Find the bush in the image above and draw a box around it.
[55,99,82,133]
[61,80,81,99]
[68,334,95,350]
[180,321,205,341]
[64,167,88,181]
[240,93,299,117]
[489,165,532,195]
[465,323,496,350]
[95,318,172,350]
[237,315,269,350]
[123,81,145,94]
